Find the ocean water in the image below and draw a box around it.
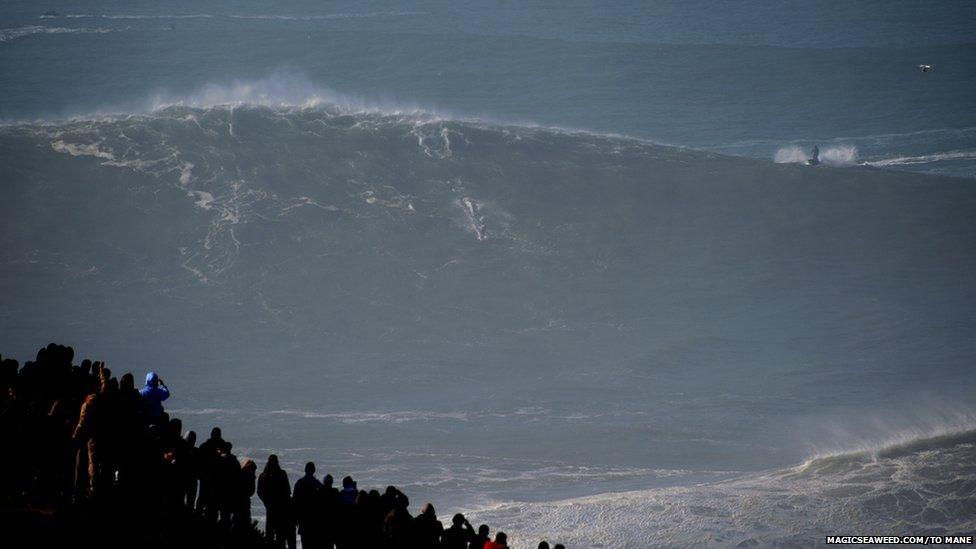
[1,1,975,546]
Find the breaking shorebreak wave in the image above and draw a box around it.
[466,429,976,547]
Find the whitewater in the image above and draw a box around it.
[2,1,976,545]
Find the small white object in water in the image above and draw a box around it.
[918,64,933,72]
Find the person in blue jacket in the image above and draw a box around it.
[139,371,170,419]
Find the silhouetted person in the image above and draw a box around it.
[184,430,198,510]
[538,543,550,549]
[72,377,112,500]
[340,475,358,504]
[554,544,565,549]
[470,524,491,549]
[199,427,227,458]
[293,461,323,549]
[412,502,444,548]
[139,371,169,422]
[160,417,189,515]
[37,399,72,501]
[380,484,410,515]
[442,513,475,549]
[236,458,257,528]
[214,442,242,524]
[362,489,384,546]
[319,473,339,549]
[258,454,294,549]
[382,506,412,546]
[115,372,145,495]
[485,532,508,549]
[198,427,228,520]
[809,145,820,165]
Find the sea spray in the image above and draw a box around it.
[774,144,858,166]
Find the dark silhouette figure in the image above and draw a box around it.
[198,426,228,521]
[258,454,294,549]
[71,377,112,500]
[214,442,241,524]
[485,531,509,549]
[538,542,551,549]
[442,513,475,549]
[319,473,340,549]
[293,461,323,549]
[237,458,257,528]
[138,371,170,421]
[554,544,566,549]
[470,524,491,549]
[184,430,198,510]
[382,506,412,546]
[808,145,820,166]
[412,502,444,548]
[340,475,358,504]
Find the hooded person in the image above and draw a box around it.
[138,371,170,420]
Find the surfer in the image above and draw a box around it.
[919,64,933,72]
[807,145,820,166]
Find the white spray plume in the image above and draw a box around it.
[774,144,858,167]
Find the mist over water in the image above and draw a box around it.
[2,1,976,545]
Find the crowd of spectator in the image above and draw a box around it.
[0,343,566,548]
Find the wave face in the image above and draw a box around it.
[2,104,976,543]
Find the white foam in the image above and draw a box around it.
[50,139,116,160]
[267,409,470,424]
[63,14,214,20]
[228,11,424,21]
[774,144,858,166]
[463,428,976,547]
[167,407,237,415]
[146,71,432,117]
[178,161,194,185]
[819,144,858,166]
[460,197,488,241]
[864,149,976,167]
[0,25,118,42]
[190,190,215,210]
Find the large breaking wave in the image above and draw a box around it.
[3,96,976,545]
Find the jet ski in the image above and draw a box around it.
[806,145,820,166]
